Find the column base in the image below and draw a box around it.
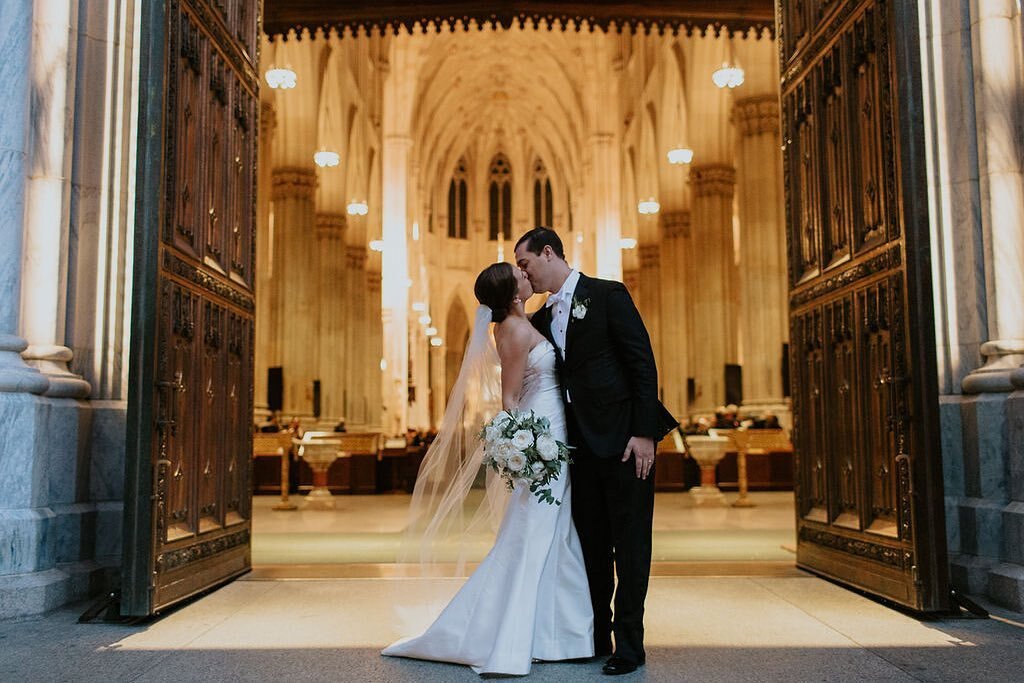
[961,339,1024,394]
[941,390,1024,614]
[0,334,49,394]
[0,394,125,620]
[23,345,91,398]
[0,559,118,621]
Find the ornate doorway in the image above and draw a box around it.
[119,0,950,616]
[780,0,949,611]
[123,0,259,616]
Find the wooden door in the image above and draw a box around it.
[780,0,950,611]
[123,0,259,616]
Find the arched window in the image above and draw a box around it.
[447,158,468,239]
[533,158,553,227]
[488,154,512,241]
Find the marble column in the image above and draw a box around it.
[590,132,622,280]
[381,134,411,434]
[366,266,384,431]
[637,238,662,369]
[429,342,444,429]
[734,95,789,415]
[20,0,89,398]
[254,102,276,414]
[0,0,48,395]
[344,243,368,428]
[689,164,738,412]
[660,211,690,416]
[270,167,317,416]
[960,0,1024,394]
[316,212,346,423]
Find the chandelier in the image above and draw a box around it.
[347,199,369,216]
[265,67,297,89]
[620,238,638,249]
[313,150,340,167]
[430,337,443,347]
[637,198,661,215]
[667,147,694,165]
[712,63,745,89]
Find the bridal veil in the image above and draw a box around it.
[396,304,508,576]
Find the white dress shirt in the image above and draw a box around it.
[547,269,580,356]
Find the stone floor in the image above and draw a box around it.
[252,491,798,565]
[2,574,1023,682]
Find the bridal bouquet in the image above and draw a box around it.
[479,409,572,505]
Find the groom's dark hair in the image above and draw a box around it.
[515,227,565,260]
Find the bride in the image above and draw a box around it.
[382,262,594,675]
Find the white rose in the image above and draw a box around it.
[514,477,531,490]
[494,412,513,429]
[530,461,546,481]
[536,434,558,461]
[484,424,501,443]
[511,429,535,451]
[506,451,527,472]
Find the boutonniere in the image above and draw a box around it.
[571,296,590,320]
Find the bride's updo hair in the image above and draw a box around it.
[474,262,518,323]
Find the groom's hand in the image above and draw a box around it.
[623,436,655,479]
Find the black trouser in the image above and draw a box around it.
[568,411,655,665]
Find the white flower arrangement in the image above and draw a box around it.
[571,296,590,320]
[479,409,573,505]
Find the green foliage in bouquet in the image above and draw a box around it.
[478,409,573,505]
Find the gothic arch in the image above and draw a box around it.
[444,296,471,401]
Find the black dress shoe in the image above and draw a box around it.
[602,656,640,676]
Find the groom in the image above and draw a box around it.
[514,227,678,676]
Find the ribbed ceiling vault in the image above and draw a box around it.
[413,28,586,195]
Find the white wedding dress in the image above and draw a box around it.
[382,341,594,675]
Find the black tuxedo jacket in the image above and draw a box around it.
[531,273,678,457]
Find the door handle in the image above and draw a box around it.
[156,373,184,431]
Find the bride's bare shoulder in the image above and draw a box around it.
[494,318,533,353]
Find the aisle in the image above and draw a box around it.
[251,491,797,566]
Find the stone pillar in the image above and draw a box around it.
[0,0,48,395]
[270,167,317,417]
[315,213,346,424]
[735,95,789,417]
[344,243,368,428]
[254,102,276,414]
[590,132,622,280]
[637,239,662,368]
[429,343,444,429]
[19,0,89,398]
[366,267,384,431]
[660,211,690,416]
[960,0,1024,394]
[381,134,411,434]
[689,164,738,412]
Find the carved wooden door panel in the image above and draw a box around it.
[779,0,949,611]
[124,0,258,616]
